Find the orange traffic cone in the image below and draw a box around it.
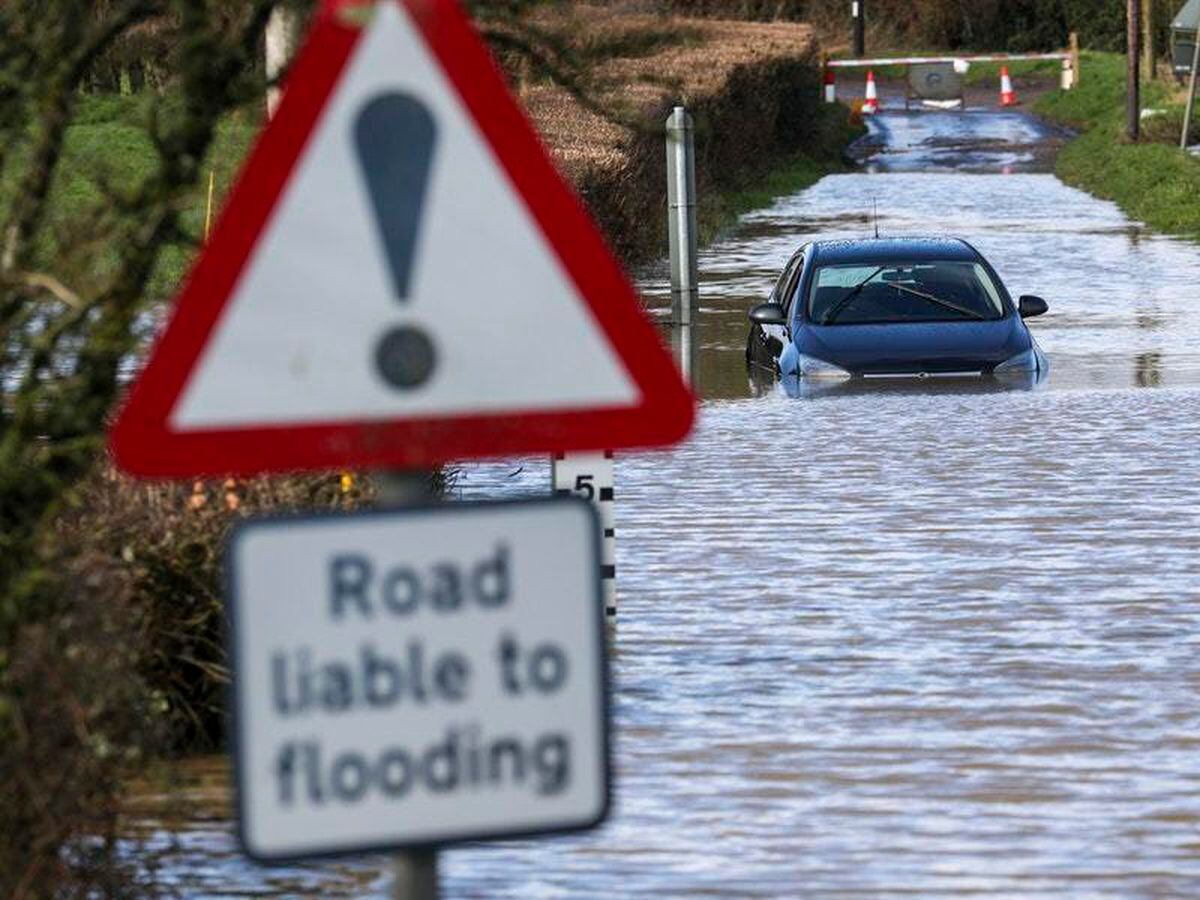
[999,66,1018,106]
[863,70,879,115]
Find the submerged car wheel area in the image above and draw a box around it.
[746,237,1048,383]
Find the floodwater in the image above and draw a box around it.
[128,110,1200,896]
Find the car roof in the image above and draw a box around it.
[808,237,981,265]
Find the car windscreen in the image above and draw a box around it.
[807,260,1006,325]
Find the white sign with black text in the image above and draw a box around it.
[226,498,609,862]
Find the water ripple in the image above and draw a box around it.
[125,111,1200,897]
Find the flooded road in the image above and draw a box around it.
[131,110,1200,896]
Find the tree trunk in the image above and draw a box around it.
[1141,0,1154,79]
[1127,0,1140,141]
[265,5,300,118]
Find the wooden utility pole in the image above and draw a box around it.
[1181,23,1200,148]
[852,0,865,57]
[375,473,441,900]
[1141,0,1154,78]
[1128,0,1141,141]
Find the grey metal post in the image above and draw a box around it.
[264,8,437,895]
[670,319,695,385]
[852,0,865,58]
[376,470,440,900]
[666,106,698,331]
[1182,29,1200,149]
[392,849,438,900]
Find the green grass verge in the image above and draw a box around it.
[18,92,261,302]
[1034,51,1200,240]
[35,86,857,295]
[698,155,828,246]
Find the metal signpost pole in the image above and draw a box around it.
[376,470,440,900]
[666,106,698,384]
[1182,27,1200,149]
[393,844,438,899]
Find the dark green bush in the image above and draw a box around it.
[1,544,162,898]
[638,0,1169,55]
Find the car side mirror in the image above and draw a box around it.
[749,302,787,326]
[1018,295,1048,318]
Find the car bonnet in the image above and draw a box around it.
[793,317,1030,375]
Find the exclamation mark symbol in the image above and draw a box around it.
[355,93,437,390]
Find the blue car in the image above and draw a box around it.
[746,237,1048,380]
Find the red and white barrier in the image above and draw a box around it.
[823,66,836,103]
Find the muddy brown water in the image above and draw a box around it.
[125,110,1200,896]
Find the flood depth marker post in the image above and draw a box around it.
[553,452,617,620]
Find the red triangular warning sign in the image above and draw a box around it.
[110,0,693,478]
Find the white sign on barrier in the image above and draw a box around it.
[226,497,609,862]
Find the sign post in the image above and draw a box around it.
[375,470,440,897]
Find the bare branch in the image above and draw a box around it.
[13,272,82,310]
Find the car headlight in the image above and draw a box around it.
[797,353,852,379]
[993,347,1046,376]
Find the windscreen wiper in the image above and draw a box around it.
[891,283,987,320]
[822,266,885,325]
